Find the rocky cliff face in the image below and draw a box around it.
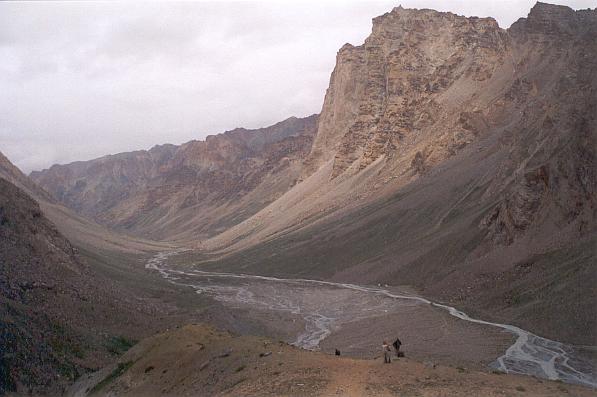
[304,6,509,178]
[301,2,596,247]
[478,3,597,248]
[31,115,317,240]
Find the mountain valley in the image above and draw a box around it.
[1,2,595,395]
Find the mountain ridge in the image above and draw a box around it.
[31,114,318,241]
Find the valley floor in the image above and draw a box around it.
[145,251,597,388]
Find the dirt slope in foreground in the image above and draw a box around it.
[68,324,595,397]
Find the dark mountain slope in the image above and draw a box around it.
[1,177,82,394]
[0,161,245,395]
[0,158,205,394]
[0,176,118,394]
[0,150,54,203]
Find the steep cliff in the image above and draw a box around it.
[304,6,509,179]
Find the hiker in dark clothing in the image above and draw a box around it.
[393,338,402,357]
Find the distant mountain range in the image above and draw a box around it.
[31,115,317,241]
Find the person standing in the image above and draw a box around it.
[382,341,392,363]
[393,338,402,357]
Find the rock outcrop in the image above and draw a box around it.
[298,2,596,248]
[478,3,597,247]
[304,7,509,179]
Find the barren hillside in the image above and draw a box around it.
[0,177,155,394]
[67,324,595,397]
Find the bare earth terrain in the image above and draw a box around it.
[67,325,596,397]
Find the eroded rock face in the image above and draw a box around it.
[509,1,596,38]
[479,3,597,246]
[303,2,596,247]
[304,7,509,178]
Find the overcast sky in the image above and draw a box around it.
[1,1,594,173]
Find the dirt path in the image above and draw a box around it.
[323,360,370,396]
